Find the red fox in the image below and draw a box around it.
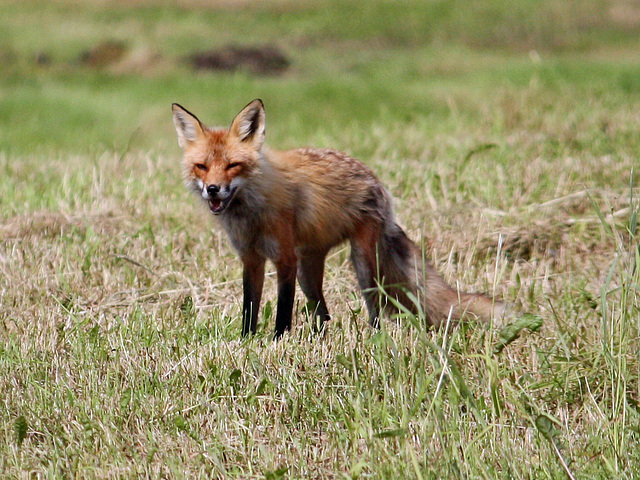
[172,99,504,338]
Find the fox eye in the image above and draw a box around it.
[226,162,241,170]
[195,163,208,171]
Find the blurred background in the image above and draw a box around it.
[2,0,640,156]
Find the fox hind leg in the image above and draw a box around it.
[350,223,385,328]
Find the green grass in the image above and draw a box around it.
[2,0,640,478]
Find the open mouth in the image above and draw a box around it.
[207,187,237,215]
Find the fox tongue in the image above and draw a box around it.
[209,198,222,212]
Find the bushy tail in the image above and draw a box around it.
[377,221,504,327]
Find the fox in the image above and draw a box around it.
[172,99,504,339]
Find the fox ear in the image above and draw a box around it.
[172,103,204,149]
[230,99,265,149]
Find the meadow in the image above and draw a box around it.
[2,0,640,477]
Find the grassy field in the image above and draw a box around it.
[2,0,640,478]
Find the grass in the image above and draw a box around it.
[2,0,640,478]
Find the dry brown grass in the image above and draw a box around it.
[2,123,639,477]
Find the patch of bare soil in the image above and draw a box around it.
[79,41,127,68]
[188,45,290,75]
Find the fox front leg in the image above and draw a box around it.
[268,213,298,339]
[241,255,266,336]
[273,260,297,339]
[297,249,331,332]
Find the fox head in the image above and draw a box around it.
[172,99,266,215]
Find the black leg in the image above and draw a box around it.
[241,256,265,336]
[297,250,330,331]
[274,263,296,339]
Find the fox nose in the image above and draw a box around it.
[206,184,220,196]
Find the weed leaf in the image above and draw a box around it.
[14,415,28,447]
[265,466,288,479]
[494,314,543,354]
[336,354,353,370]
[535,413,562,444]
[179,295,195,319]
[463,142,498,163]
[229,369,242,387]
[373,428,407,439]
